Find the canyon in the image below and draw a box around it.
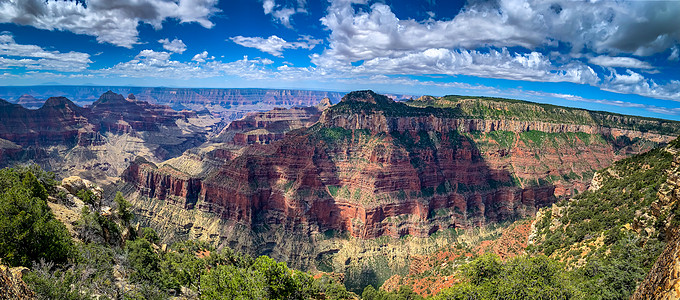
[120,90,680,289]
[3,88,680,294]
[0,86,351,123]
[0,91,220,183]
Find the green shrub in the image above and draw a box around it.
[0,167,73,267]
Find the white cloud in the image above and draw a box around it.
[263,0,275,14]
[262,0,307,28]
[0,0,219,48]
[306,0,680,101]
[670,47,679,61]
[314,1,588,84]
[102,50,273,80]
[230,35,321,57]
[158,38,187,54]
[317,0,680,65]
[191,51,213,62]
[312,46,599,85]
[525,90,680,116]
[0,33,91,72]
[588,56,653,70]
[602,69,680,101]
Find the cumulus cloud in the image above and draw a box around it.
[317,0,680,64]
[263,0,275,14]
[158,38,187,54]
[262,0,307,28]
[602,69,680,101]
[0,33,91,72]
[230,35,321,57]
[0,0,219,48]
[191,51,214,62]
[102,50,273,80]
[307,0,679,101]
[312,46,598,85]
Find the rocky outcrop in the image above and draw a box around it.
[632,227,680,300]
[632,148,680,299]
[122,160,201,209]
[90,91,197,134]
[0,260,35,300]
[320,103,674,143]
[0,97,87,147]
[0,138,22,161]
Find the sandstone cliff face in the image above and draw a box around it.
[0,97,87,147]
[319,104,674,143]
[90,91,197,134]
[632,148,680,300]
[122,91,678,273]
[633,227,680,300]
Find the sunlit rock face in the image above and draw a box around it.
[122,90,679,268]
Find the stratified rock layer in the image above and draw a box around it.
[15,94,43,109]
[0,91,219,183]
[0,86,347,122]
[122,91,680,270]
[214,98,330,145]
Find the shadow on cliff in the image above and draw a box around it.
[305,127,558,293]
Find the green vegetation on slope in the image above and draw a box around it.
[330,92,464,118]
[434,253,578,300]
[0,165,353,299]
[365,139,680,299]
[528,144,677,299]
[0,166,73,267]
[362,253,577,300]
[406,95,680,135]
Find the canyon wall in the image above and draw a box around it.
[0,91,219,183]
[122,91,680,273]
[632,149,680,300]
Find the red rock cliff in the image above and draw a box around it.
[123,91,678,241]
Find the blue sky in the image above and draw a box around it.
[1,0,680,119]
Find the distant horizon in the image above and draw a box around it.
[1,1,679,121]
[4,84,680,122]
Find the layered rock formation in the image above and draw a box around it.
[122,90,680,274]
[0,91,220,183]
[15,94,43,109]
[0,86,348,122]
[0,97,87,146]
[214,98,331,145]
[90,91,198,134]
[632,227,680,300]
